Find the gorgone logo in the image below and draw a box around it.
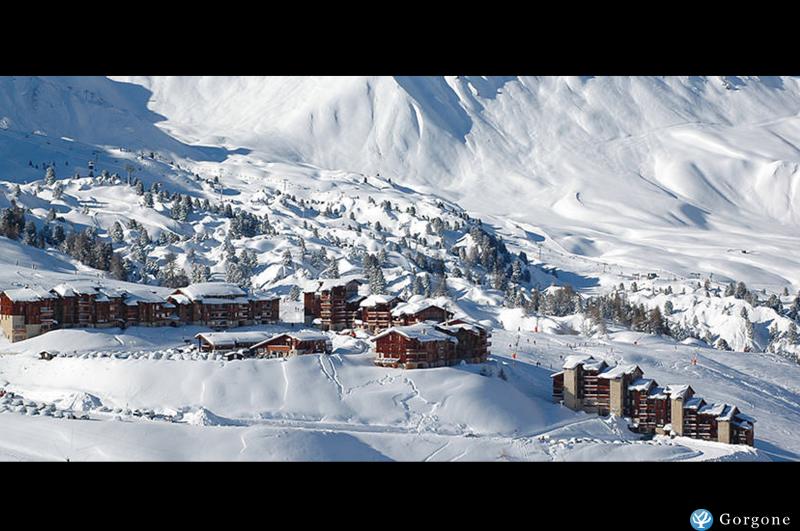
[691,509,714,530]
[718,513,791,529]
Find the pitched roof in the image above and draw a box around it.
[52,281,104,297]
[628,378,656,392]
[562,354,596,370]
[698,402,728,417]
[123,290,168,305]
[194,331,274,347]
[359,294,399,308]
[684,396,706,410]
[598,364,641,380]
[176,282,247,302]
[665,384,693,400]
[252,330,331,348]
[371,323,458,343]
[2,287,56,302]
[304,276,362,293]
[391,298,450,318]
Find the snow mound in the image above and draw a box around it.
[56,392,102,412]
[182,407,241,427]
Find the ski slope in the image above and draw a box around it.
[0,325,769,462]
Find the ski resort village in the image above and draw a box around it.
[0,76,799,461]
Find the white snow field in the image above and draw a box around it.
[0,325,768,462]
[0,76,798,460]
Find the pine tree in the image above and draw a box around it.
[664,300,674,315]
[724,282,735,297]
[787,326,798,345]
[433,276,448,298]
[413,275,425,296]
[191,263,211,284]
[282,249,293,268]
[715,338,731,351]
[110,221,124,243]
[492,262,507,290]
[511,261,523,284]
[734,281,748,300]
[45,166,56,186]
[328,259,340,279]
[52,182,64,200]
[50,224,65,246]
[22,221,37,246]
[138,229,151,247]
[109,253,128,281]
[370,266,387,295]
[289,285,302,301]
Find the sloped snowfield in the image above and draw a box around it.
[0,326,768,461]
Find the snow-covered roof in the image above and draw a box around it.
[684,396,705,410]
[436,322,484,336]
[698,402,729,417]
[442,317,488,333]
[169,293,191,305]
[359,294,398,308]
[347,294,367,304]
[562,354,595,370]
[717,405,739,422]
[648,386,669,399]
[598,364,640,380]
[195,331,274,347]
[2,287,56,302]
[550,371,564,378]
[124,289,167,305]
[304,276,362,293]
[628,378,656,392]
[177,282,246,302]
[52,281,104,297]
[250,292,280,302]
[562,354,607,371]
[665,384,692,400]
[391,298,449,317]
[371,323,458,343]
[259,330,330,344]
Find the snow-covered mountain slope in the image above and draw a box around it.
[109,75,800,291]
[4,75,800,289]
[0,326,769,461]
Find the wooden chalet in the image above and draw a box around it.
[359,294,401,332]
[0,287,58,342]
[52,283,98,327]
[303,277,363,331]
[195,331,274,353]
[170,283,278,329]
[435,319,492,364]
[123,290,174,327]
[371,323,458,369]
[1,280,278,342]
[250,294,281,325]
[390,297,454,326]
[250,331,332,359]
